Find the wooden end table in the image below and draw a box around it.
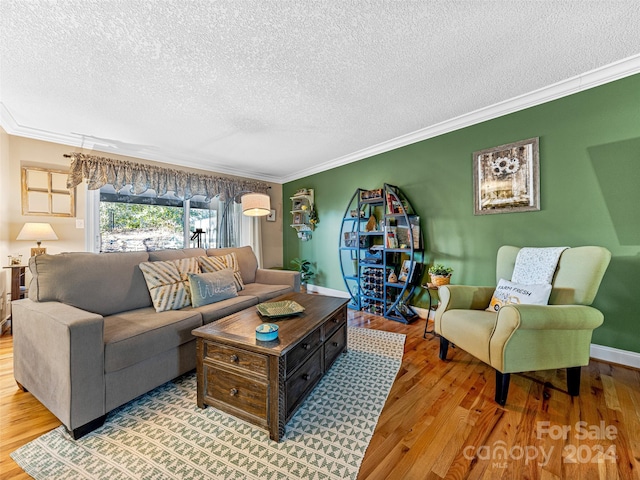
[192,292,348,441]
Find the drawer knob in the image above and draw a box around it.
[332,341,339,347]
[230,388,238,396]
[302,343,310,350]
[302,373,310,381]
[333,318,339,323]
[230,354,239,362]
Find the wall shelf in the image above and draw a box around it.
[290,189,315,241]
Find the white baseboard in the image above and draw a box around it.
[590,344,640,369]
[305,284,350,298]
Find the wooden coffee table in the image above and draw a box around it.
[192,292,348,441]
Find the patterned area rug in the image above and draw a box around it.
[12,327,405,479]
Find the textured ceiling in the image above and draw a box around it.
[1,1,640,183]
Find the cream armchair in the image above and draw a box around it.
[434,246,611,406]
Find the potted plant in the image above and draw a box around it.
[290,257,316,292]
[428,264,453,286]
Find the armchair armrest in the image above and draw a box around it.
[254,268,301,292]
[12,299,105,431]
[490,304,604,373]
[496,304,604,331]
[435,285,495,333]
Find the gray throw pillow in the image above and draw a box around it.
[188,269,238,308]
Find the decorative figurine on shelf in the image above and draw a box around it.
[366,214,377,232]
[388,270,398,283]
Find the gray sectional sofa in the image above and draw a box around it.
[12,246,300,439]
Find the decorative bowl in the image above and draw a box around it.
[256,300,305,318]
[255,323,279,341]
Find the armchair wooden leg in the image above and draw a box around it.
[495,371,510,406]
[567,366,581,396]
[439,337,449,360]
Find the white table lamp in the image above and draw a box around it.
[17,222,58,256]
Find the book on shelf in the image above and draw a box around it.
[385,226,398,248]
[386,192,403,214]
[395,217,421,249]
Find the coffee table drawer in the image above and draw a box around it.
[286,348,323,417]
[324,324,346,370]
[204,365,268,422]
[286,327,322,372]
[323,308,346,339]
[205,342,268,377]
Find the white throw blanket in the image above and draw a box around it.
[511,247,569,284]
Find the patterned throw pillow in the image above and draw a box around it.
[139,257,200,312]
[198,253,244,291]
[188,270,238,308]
[486,278,553,312]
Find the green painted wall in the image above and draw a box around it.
[284,73,640,353]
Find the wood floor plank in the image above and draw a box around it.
[1,310,639,479]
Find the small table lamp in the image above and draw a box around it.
[17,222,58,256]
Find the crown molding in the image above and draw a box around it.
[3,53,640,185]
[281,53,640,183]
[0,102,283,184]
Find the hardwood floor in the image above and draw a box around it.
[1,312,639,479]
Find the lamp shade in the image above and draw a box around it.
[17,223,59,244]
[241,193,271,217]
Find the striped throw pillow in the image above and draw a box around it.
[139,257,200,312]
[198,253,244,291]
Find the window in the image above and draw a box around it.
[98,186,219,252]
[189,198,219,249]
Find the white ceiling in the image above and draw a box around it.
[1,1,639,184]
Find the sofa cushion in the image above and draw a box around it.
[207,246,258,284]
[139,257,200,312]
[103,307,203,372]
[188,270,238,307]
[239,282,293,302]
[191,295,259,324]
[28,251,152,316]
[199,253,244,291]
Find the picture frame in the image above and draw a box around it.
[21,166,75,217]
[292,212,303,225]
[473,137,540,215]
[398,260,414,283]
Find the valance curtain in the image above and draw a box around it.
[65,152,270,201]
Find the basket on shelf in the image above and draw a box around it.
[431,275,451,287]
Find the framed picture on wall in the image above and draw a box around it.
[473,137,540,215]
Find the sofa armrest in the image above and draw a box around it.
[254,268,301,292]
[490,304,604,373]
[12,299,105,431]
